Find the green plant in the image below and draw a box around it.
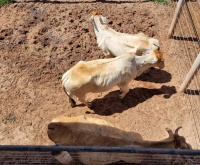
[0,0,13,6]
[154,0,168,5]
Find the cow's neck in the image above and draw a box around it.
[134,55,152,77]
[140,139,176,148]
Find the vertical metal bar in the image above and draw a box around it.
[197,0,200,8]
[179,53,200,92]
[167,0,185,39]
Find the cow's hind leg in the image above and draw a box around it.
[104,50,114,58]
[77,94,92,108]
[118,84,129,99]
[69,97,76,108]
[67,93,76,108]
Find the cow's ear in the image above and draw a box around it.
[144,55,158,64]
[142,49,152,55]
[89,16,94,22]
[144,58,158,65]
[100,16,107,24]
[149,58,158,64]
[147,56,158,64]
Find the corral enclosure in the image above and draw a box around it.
[0,0,200,155]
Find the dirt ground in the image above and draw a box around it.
[0,0,200,150]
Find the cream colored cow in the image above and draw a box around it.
[90,11,160,58]
[62,49,164,108]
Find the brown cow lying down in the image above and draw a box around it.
[48,115,192,165]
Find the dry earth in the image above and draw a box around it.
[0,0,200,151]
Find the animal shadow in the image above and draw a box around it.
[135,68,172,83]
[90,85,176,116]
[172,36,199,42]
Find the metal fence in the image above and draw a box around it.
[1,145,200,164]
[168,0,200,149]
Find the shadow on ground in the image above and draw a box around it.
[135,68,172,83]
[88,85,176,116]
[184,89,200,95]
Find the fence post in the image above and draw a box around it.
[178,53,200,92]
[167,0,185,39]
[198,0,200,8]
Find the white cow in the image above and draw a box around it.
[62,49,164,108]
[90,11,160,58]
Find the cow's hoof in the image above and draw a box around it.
[87,102,92,108]
[119,94,124,99]
[71,103,76,108]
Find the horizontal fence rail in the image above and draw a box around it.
[1,145,200,155]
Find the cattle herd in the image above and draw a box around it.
[61,11,164,108]
[48,11,192,165]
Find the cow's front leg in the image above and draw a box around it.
[118,83,129,99]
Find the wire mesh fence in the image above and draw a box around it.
[169,0,200,149]
[0,151,61,165]
[1,146,200,165]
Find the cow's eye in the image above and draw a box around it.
[153,43,160,50]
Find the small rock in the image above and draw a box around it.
[6,113,16,121]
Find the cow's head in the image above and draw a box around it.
[141,49,165,69]
[149,38,160,50]
[89,11,107,25]
[165,127,192,149]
